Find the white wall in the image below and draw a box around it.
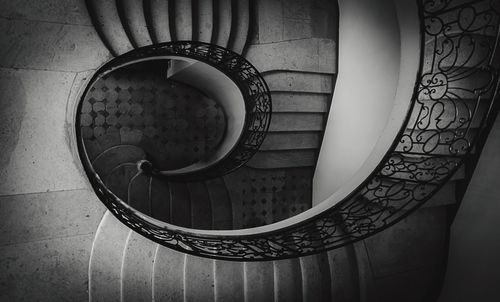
[313,0,420,205]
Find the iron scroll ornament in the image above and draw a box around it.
[78,0,500,261]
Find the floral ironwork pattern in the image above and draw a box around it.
[79,1,500,261]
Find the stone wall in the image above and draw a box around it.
[0,1,110,300]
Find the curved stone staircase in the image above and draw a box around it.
[83,0,337,229]
[83,0,498,301]
[84,1,357,301]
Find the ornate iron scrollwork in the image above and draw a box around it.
[78,1,500,261]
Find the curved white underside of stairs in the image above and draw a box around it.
[313,0,421,204]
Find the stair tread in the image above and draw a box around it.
[187,182,213,229]
[104,164,139,202]
[213,0,232,48]
[260,132,322,151]
[274,259,302,302]
[153,246,185,302]
[246,38,337,74]
[150,178,171,222]
[205,178,233,229]
[300,254,332,302]
[119,0,153,47]
[326,247,360,301]
[89,211,131,302]
[269,113,325,132]
[228,0,250,54]
[121,231,156,302]
[92,145,145,177]
[247,149,317,169]
[196,0,214,43]
[169,182,192,227]
[244,261,275,302]
[86,0,134,56]
[214,260,245,302]
[128,174,152,215]
[173,0,193,41]
[264,71,333,94]
[271,92,330,113]
[184,255,215,301]
[148,0,173,43]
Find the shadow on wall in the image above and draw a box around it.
[0,71,26,179]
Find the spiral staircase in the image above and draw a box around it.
[0,0,499,301]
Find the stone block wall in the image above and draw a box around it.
[0,1,111,300]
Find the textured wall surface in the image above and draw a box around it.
[0,0,110,300]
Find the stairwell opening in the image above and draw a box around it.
[76,42,272,230]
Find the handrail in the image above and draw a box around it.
[78,0,500,261]
[78,41,272,181]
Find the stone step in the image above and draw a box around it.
[214,260,245,302]
[247,150,317,169]
[300,254,332,302]
[121,231,156,302]
[118,0,153,47]
[274,259,302,302]
[271,92,330,113]
[184,255,215,302]
[228,0,250,54]
[196,0,214,43]
[128,174,152,215]
[187,182,213,229]
[148,0,173,43]
[92,145,145,176]
[89,215,362,302]
[153,246,186,302]
[150,178,172,222]
[213,0,232,48]
[89,211,131,302]
[205,178,233,229]
[173,0,193,41]
[169,182,192,227]
[260,132,322,151]
[326,247,360,301]
[263,71,333,94]
[269,113,325,132]
[86,0,134,56]
[104,164,138,201]
[244,261,275,302]
[246,38,336,74]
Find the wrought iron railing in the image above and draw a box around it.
[78,41,272,181]
[78,0,500,261]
